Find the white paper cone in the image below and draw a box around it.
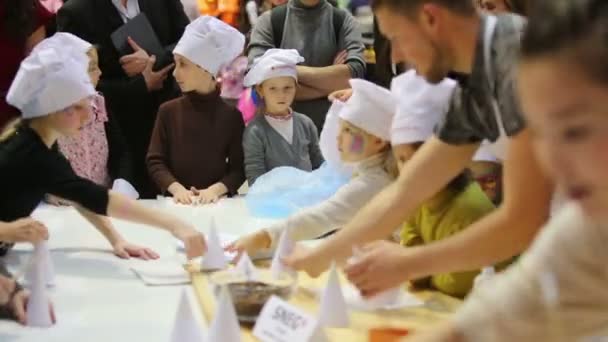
[112,179,140,200]
[25,241,55,287]
[169,289,205,342]
[234,252,257,281]
[270,230,295,279]
[26,248,53,327]
[208,286,241,342]
[201,220,228,271]
[318,262,349,327]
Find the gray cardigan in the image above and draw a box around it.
[243,113,324,185]
[247,0,366,130]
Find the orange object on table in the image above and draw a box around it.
[369,327,411,342]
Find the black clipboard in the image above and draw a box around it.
[110,13,169,70]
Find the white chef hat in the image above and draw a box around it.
[243,49,304,87]
[33,32,92,55]
[390,70,457,145]
[319,100,353,175]
[6,45,95,119]
[173,16,245,77]
[338,79,396,141]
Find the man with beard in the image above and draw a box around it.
[283,0,555,299]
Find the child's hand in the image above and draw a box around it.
[282,244,328,278]
[172,225,207,260]
[0,218,49,244]
[225,230,271,262]
[174,189,194,205]
[112,240,160,260]
[191,187,222,205]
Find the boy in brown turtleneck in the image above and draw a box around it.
[146,16,246,205]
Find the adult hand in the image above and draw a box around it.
[282,245,328,278]
[172,187,194,205]
[142,56,174,92]
[112,240,160,260]
[9,289,56,325]
[344,240,411,298]
[191,187,222,205]
[333,50,348,65]
[119,37,150,77]
[0,218,49,244]
[225,230,271,262]
[328,88,353,102]
[172,226,206,259]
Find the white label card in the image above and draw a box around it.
[252,296,319,342]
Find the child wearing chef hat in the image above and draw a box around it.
[30,33,132,203]
[228,79,397,256]
[146,16,246,205]
[0,45,206,260]
[389,70,511,298]
[241,48,324,185]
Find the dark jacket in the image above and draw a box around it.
[57,0,190,197]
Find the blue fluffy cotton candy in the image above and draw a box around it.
[245,163,351,219]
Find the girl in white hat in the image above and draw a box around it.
[31,33,132,205]
[147,16,246,205]
[228,79,396,257]
[382,70,511,298]
[0,44,205,260]
[242,48,324,185]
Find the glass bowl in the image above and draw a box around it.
[209,269,296,324]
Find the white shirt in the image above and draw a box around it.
[454,203,608,341]
[264,115,294,145]
[265,153,395,249]
[112,0,141,22]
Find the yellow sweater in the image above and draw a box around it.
[400,182,505,298]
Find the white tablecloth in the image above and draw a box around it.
[0,198,279,342]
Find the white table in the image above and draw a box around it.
[0,198,279,342]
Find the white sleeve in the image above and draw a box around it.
[265,173,392,249]
[454,204,608,341]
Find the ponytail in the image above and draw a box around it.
[0,118,27,142]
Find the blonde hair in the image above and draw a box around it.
[384,151,399,179]
[0,118,28,142]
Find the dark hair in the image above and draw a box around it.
[507,0,528,16]
[3,0,38,42]
[371,0,476,17]
[410,142,472,193]
[521,0,608,84]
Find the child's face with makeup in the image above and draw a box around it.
[173,54,215,93]
[256,77,296,115]
[519,57,608,221]
[337,119,388,162]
